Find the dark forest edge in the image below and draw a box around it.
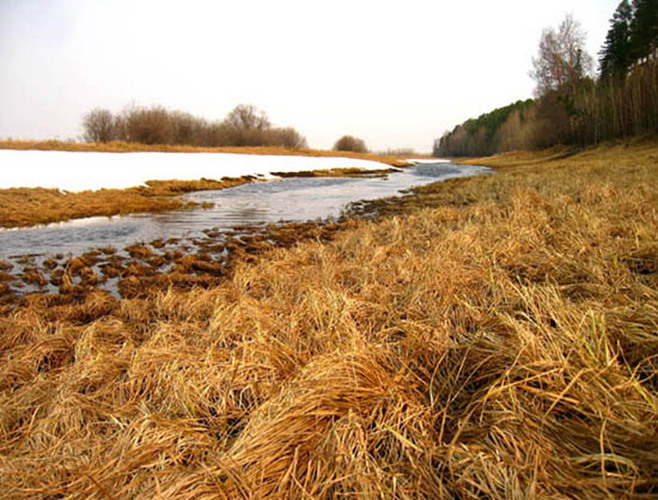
[435,0,657,157]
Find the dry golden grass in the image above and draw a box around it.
[0,141,411,227]
[271,167,401,178]
[0,168,397,228]
[458,135,658,170]
[0,177,252,228]
[0,139,411,167]
[0,140,656,498]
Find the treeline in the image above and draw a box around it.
[82,104,308,148]
[433,100,534,156]
[435,0,658,156]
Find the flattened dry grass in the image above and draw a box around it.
[271,167,401,178]
[0,141,410,227]
[0,141,657,498]
[0,177,252,228]
[0,187,187,228]
[0,139,411,167]
[460,136,658,170]
[0,168,393,228]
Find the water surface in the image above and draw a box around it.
[0,162,489,259]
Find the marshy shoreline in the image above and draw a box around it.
[0,170,392,229]
[1,139,657,498]
[0,143,413,229]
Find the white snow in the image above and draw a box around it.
[403,158,450,165]
[0,150,395,192]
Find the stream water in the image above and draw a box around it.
[0,162,490,260]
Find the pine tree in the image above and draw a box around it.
[630,0,658,62]
[599,0,634,79]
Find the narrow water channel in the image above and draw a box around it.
[0,162,489,259]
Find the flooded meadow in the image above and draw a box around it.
[0,161,490,308]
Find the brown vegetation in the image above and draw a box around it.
[81,103,309,149]
[0,139,409,166]
[0,141,656,497]
[0,147,410,228]
[0,177,252,228]
[0,164,410,229]
[459,136,658,170]
[436,9,658,157]
[334,135,368,153]
[270,167,401,178]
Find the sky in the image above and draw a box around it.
[0,0,620,153]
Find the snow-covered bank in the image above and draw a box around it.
[402,158,449,165]
[0,150,396,192]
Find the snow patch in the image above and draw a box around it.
[403,158,450,165]
[0,150,393,192]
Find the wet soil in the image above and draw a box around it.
[0,163,491,315]
[0,218,354,315]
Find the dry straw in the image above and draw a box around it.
[0,139,657,498]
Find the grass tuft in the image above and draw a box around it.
[0,140,656,497]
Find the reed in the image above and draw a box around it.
[0,140,656,498]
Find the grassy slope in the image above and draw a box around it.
[0,141,656,498]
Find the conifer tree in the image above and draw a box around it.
[629,0,658,62]
[599,0,634,79]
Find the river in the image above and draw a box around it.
[0,161,490,301]
[0,162,489,259]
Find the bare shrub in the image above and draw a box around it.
[264,127,308,148]
[200,122,232,147]
[81,103,308,148]
[333,135,368,153]
[170,111,206,146]
[82,108,115,143]
[224,104,271,132]
[123,105,174,145]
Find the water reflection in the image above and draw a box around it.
[0,162,489,259]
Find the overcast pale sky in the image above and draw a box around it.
[1,0,619,153]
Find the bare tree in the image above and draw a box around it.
[265,127,308,148]
[170,111,206,146]
[224,104,271,131]
[82,108,115,143]
[81,102,309,148]
[123,105,174,145]
[530,14,594,97]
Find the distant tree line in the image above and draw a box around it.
[82,104,308,148]
[433,100,534,157]
[435,0,657,156]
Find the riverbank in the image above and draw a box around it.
[1,140,656,498]
[0,177,251,228]
[0,139,413,165]
[0,147,411,228]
